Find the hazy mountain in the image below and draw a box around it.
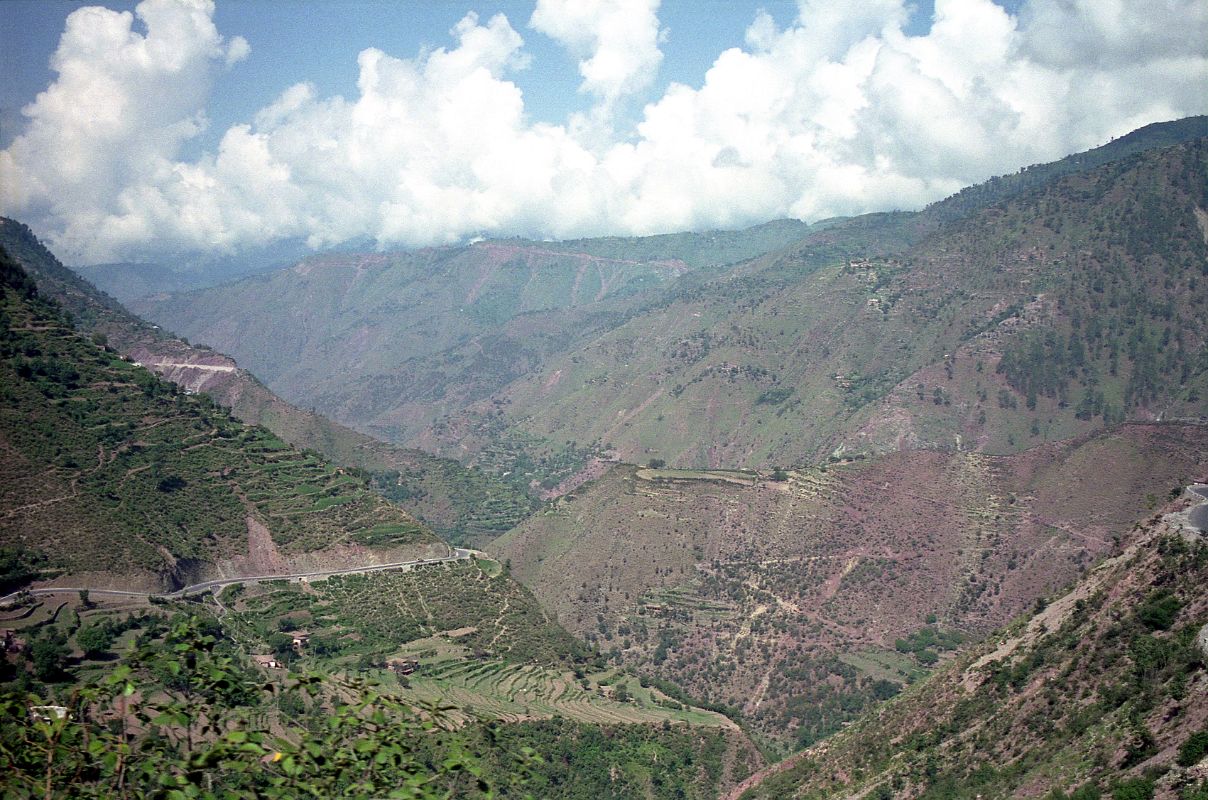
[131,119,1208,474]
[73,235,376,304]
[126,220,820,454]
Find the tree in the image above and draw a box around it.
[29,630,70,681]
[75,624,115,658]
[2,615,527,798]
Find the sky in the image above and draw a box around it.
[0,0,1204,265]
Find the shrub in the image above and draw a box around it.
[1178,730,1208,767]
[1112,778,1154,800]
[1137,590,1182,630]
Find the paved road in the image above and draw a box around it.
[0,547,475,605]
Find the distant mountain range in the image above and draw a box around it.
[130,117,1208,474]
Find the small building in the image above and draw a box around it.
[251,654,283,670]
[291,631,310,649]
[387,658,419,676]
[30,705,69,722]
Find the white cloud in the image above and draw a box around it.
[1,0,1206,264]
[529,0,664,106]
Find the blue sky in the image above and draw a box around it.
[0,0,1202,264]
[3,1,825,150]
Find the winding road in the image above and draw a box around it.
[0,547,475,605]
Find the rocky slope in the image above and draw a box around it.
[491,424,1208,748]
[735,488,1208,799]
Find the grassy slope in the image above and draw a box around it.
[0,217,533,546]
[490,424,1208,749]
[453,138,1208,468]
[0,247,438,589]
[738,493,1208,799]
[120,123,1208,474]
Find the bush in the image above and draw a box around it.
[1137,590,1182,630]
[76,624,116,658]
[1178,730,1208,767]
[1112,778,1154,800]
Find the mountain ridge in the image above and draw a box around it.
[128,119,1208,472]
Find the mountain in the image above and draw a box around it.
[734,489,1208,798]
[489,423,1208,749]
[0,217,534,546]
[126,219,820,456]
[0,247,443,591]
[72,235,364,304]
[0,247,762,798]
[130,119,1208,472]
[431,135,1208,468]
[922,115,1208,223]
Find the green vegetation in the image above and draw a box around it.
[0,246,434,579]
[894,626,967,666]
[741,530,1208,798]
[225,561,585,667]
[370,463,535,545]
[2,589,751,798]
[1178,730,1208,767]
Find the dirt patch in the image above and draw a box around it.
[538,457,616,500]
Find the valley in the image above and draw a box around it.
[491,424,1208,749]
[1,116,1206,799]
[132,123,1208,474]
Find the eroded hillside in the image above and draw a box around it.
[736,489,1208,799]
[492,424,1208,747]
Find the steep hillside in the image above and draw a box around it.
[922,115,1208,223]
[0,218,534,545]
[0,247,442,591]
[2,573,761,799]
[128,220,823,453]
[437,137,1208,467]
[736,489,1208,799]
[124,121,1207,472]
[491,424,1208,748]
[536,218,809,268]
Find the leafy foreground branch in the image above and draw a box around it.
[1,617,536,799]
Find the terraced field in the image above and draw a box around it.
[393,659,732,729]
[0,254,438,587]
[212,559,737,733]
[494,425,1208,748]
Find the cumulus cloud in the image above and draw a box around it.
[0,0,247,261]
[529,0,664,105]
[1,0,1206,263]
